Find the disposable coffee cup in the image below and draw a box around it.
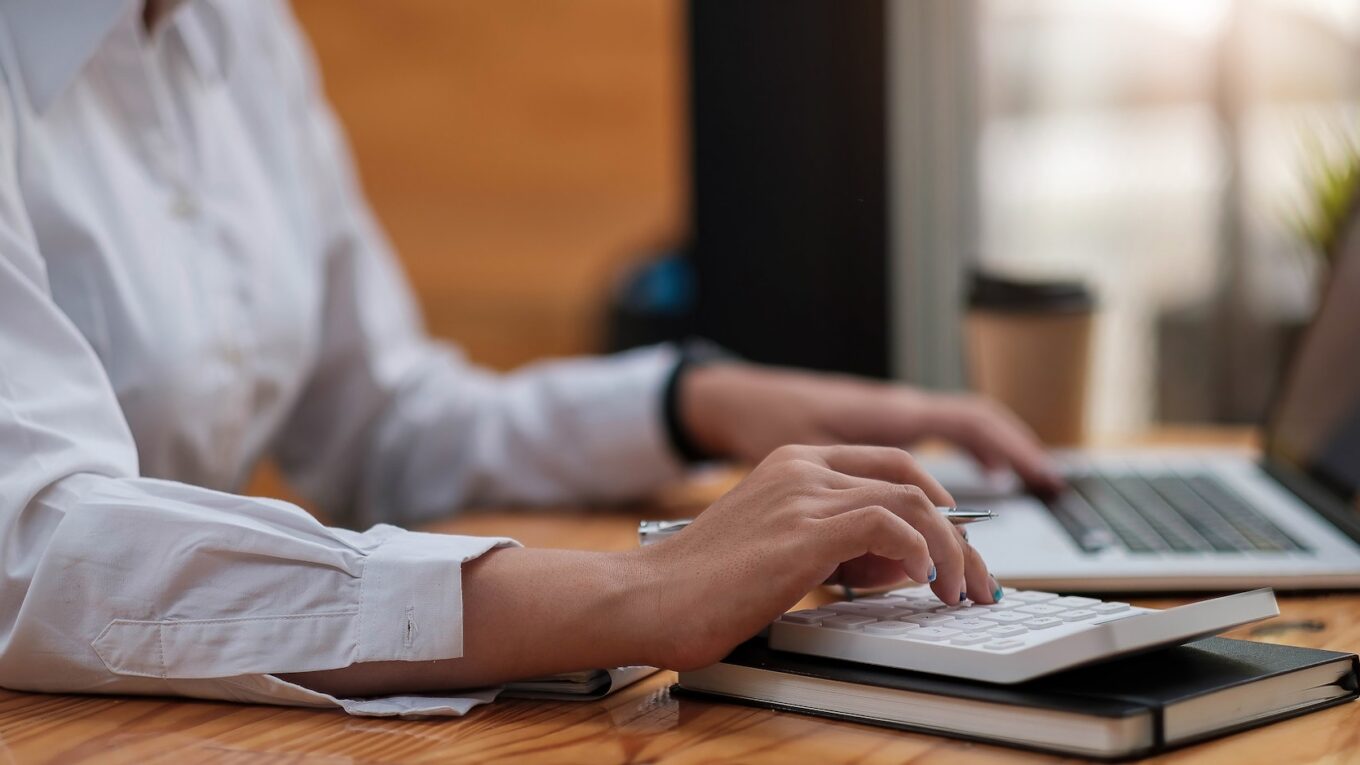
[965,271,1095,446]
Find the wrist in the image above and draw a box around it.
[676,362,747,461]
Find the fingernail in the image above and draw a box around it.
[959,590,968,603]
[989,575,1003,602]
[926,565,937,583]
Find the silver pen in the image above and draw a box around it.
[638,507,995,546]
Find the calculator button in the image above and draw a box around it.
[1023,617,1063,630]
[977,611,1030,624]
[858,595,907,606]
[1060,609,1097,621]
[822,615,877,631]
[903,613,955,626]
[1049,596,1101,608]
[950,618,993,631]
[1091,602,1130,614]
[900,599,944,612]
[950,632,992,646]
[970,600,1021,611]
[1092,611,1142,625]
[780,609,835,625]
[1017,604,1067,617]
[863,621,919,636]
[824,601,881,615]
[1007,591,1059,603]
[987,624,1028,637]
[983,639,1025,650]
[903,627,961,642]
[860,605,915,619]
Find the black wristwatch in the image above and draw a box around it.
[662,338,736,464]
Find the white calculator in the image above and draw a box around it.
[768,586,1279,684]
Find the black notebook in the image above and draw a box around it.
[677,637,1358,760]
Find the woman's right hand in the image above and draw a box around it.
[641,444,999,671]
[284,443,997,697]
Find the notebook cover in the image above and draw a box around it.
[675,637,1358,761]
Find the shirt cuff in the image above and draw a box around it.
[569,343,688,492]
[354,525,519,664]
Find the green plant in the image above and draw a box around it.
[1291,127,1360,265]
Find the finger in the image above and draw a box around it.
[940,405,1064,494]
[987,411,1065,493]
[831,554,918,590]
[831,483,965,603]
[816,505,934,584]
[957,528,999,604]
[808,444,956,507]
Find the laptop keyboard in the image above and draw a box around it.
[1045,470,1309,554]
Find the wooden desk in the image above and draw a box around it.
[3,443,1358,763]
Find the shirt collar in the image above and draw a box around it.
[0,0,232,115]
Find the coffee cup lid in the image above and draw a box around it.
[967,270,1095,314]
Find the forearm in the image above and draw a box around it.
[280,546,665,697]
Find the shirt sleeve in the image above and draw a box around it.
[0,68,516,717]
[259,3,686,528]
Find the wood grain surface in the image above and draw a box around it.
[4,435,1360,764]
[290,0,686,371]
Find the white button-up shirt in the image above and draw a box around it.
[0,0,682,715]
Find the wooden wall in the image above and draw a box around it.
[250,1,685,506]
[291,0,687,370]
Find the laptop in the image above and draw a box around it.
[932,210,1360,592]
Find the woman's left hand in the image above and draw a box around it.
[679,362,1066,494]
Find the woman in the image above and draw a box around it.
[0,0,1058,715]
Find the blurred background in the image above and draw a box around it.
[292,0,1360,443]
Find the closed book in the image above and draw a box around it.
[677,637,1358,760]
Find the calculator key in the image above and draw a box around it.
[780,609,835,625]
[1091,611,1142,625]
[860,606,916,619]
[824,601,881,615]
[903,613,955,626]
[1007,591,1059,603]
[1091,602,1130,614]
[1060,609,1097,621]
[822,615,878,631]
[950,618,993,631]
[977,611,1031,624]
[1017,604,1067,617]
[969,600,1021,611]
[903,627,961,642]
[900,599,945,612]
[987,625,1028,638]
[858,595,907,606]
[1023,617,1063,630]
[950,632,993,646]
[983,639,1025,650]
[863,621,919,636]
[1049,596,1101,608]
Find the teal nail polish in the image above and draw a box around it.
[990,574,1003,602]
[959,590,968,602]
[927,565,937,583]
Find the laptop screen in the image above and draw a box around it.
[1267,205,1360,508]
